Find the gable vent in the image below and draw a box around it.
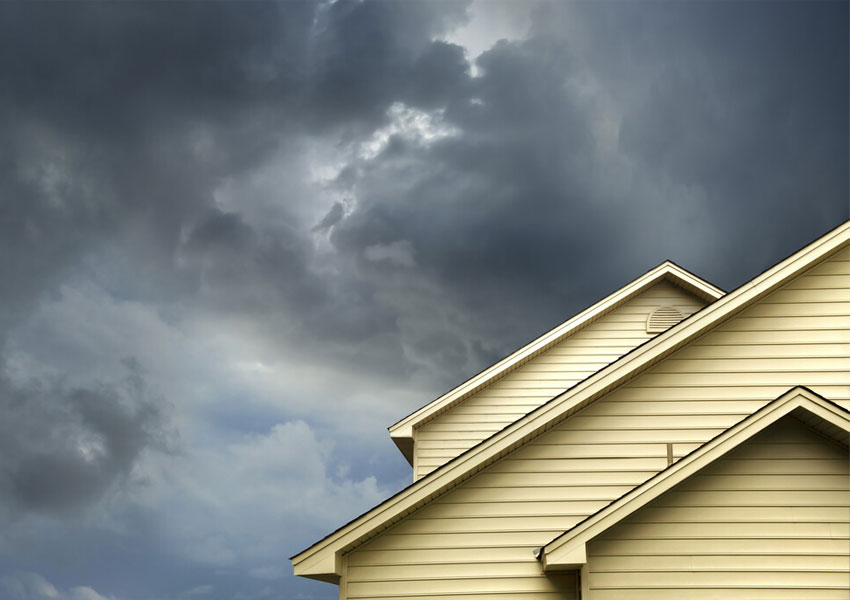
[646,306,684,333]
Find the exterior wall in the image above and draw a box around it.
[341,248,849,600]
[414,280,708,479]
[585,417,850,599]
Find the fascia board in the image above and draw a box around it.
[542,387,850,570]
[293,221,850,579]
[389,262,725,442]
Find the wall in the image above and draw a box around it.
[585,417,850,599]
[415,280,708,479]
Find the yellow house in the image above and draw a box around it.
[293,222,850,599]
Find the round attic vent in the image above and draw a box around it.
[646,306,684,333]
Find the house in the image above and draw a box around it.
[292,222,850,599]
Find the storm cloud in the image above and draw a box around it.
[0,1,846,599]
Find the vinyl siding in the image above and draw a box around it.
[414,280,708,479]
[342,248,849,600]
[584,417,850,599]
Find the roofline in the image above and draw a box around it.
[388,260,726,457]
[541,386,850,570]
[292,219,850,580]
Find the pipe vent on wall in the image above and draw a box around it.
[646,306,684,333]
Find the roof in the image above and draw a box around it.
[389,260,725,462]
[291,220,850,582]
[540,385,850,570]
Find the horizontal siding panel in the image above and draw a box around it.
[708,456,849,475]
[474,380,587,390]
[348,576,572,596]
[500,443,668,459]
[580,385,850,401]
[413,500,611,518]
[584,400,765,416]
[348,547,535,567]
[651,357,850,373]
[628,371,849,387]
[510,363,612,375]
[531,351,625,362]
[590,589,850,600]
[442,485,635,503]
[783,274,850,290]
[600,520,845,539]
[432,405,532,417]
[658,489,850,507]
[349,560,543,581]
[675,473,849,490]
[715,315,849,331]
[466,471,658,488]
[742,301,850,317]
[414,439,478,450]
[361,531,557,551]
[489,457,668,473]
[537,428,729,444]
[416,431,516,442]
[591,554,850,571]
[427,413,532,424]
[632,505,850,523]
[589,570,850,587]
[757,287,849,303]
[670,343,850,359]
[348,595,573,600]
[590,537,850,556]
[417,447,493,459]
[562,414,743,430]
[694,329,850,344]
[395,516,583,535]
[424,396,546,406]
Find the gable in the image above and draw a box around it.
[292,221,850,585]
[583,417,849,598]
[414,279,710,479]
[390,262,725,464]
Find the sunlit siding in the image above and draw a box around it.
[341,248,849,600]
[585,417,850,599]
[414,280,708,479]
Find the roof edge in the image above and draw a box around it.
[541,385,850,570]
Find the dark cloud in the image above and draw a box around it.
[306,1,469,130]
[0,360,170,517]
[329,2,848,373]
[312,201,346,233]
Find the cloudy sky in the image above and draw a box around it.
[0,1,847,599]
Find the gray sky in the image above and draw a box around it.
[0,2,847,599]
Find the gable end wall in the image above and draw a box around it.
[585,417,850,599]
[414,281,708,479]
